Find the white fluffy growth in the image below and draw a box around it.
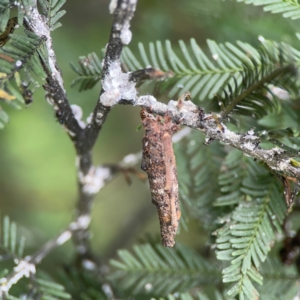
[86,113,93,124]
[82,259,97,271]
[244,128,259,140]
[78,166,112,195]
[56,231,72,245]
[120,25,132,45]
[71,104,86,129]
[243,142,256,151]
[223,126,240,143]
[71,104,83,119]
[100,61,137,107]
[269,86,290,100]
[109,0,117,14]
[0,260,36,293]
[69,214,91,231]
[121,153,142,166]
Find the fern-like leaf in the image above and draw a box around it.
[70,52,102,91]
[7,276,72,300]
[175,131,226,230]
[0,215,25,260]
[215,153,287,300]
[29,278,71,299]
[109,243,221,297]
[0,31,47,127]
[37,0,66,31]
[0,1,11,34]
[258,256,298,299]
[122,38,245,103]
[122,38,298,110]
[236,0,300,20]
[58,265,110,300]
[152,290,226,300]
[219,43,297,119]
[215,150,248,206]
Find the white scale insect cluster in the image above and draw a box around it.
[120,24,132,45]
[70,104,86,129]
[0,260,36,293]
[100,61,137,107]
[78,166,112,195]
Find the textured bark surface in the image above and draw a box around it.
[141,109,181,247]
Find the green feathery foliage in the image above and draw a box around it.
[0,31,47,127]
[152,290,226,300]
[258,256,298,299]
[184,0,300,22]
[175,131,227,230]
[214,150,249,207]
[236,0,300,20]
[0,216,71,299]
[0,0,65,128]
[257,103,300,153]
[70,52,103,91]
[0,1,13,35]
[0,1,28,33]
[19,278,71,300]
[72,38,299,122]
[109,243,221,297]
[122,39,299,106]
[2,0,300,299]
[57,266,111,300]
[215,149,287,299]
[218,51,297,118]
[0,215,25,260]
[6,277,71,300]
[37,0,66,31]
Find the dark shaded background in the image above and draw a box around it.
[0,0,299,267]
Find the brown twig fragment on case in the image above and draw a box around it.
[140,109,181,247]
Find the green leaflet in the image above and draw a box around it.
[0,31,47,128]
[16,277,72,300]
[175,131,227,230]
[215,151,287,300]
[121,38,298,109]
[7,276,72,300]
[37,0,66,31]
[258,256,298,299]
[236,0,300,20]
[151,290,226,300]
[0,215,25,259]
[109,244,221,297]
[70,53,103,92]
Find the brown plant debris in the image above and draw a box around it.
[140,109,181,247]
[0,17,18,47]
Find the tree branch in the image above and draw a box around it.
[78,0,138,173]
[0,228,72,296]
[23,1,83,141]
[121,94,300,182]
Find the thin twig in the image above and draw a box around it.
[118,95,300,182]
[81,0,138,173]
[0,228,72,296]
[72,0,138,258]
[24,1,83,139]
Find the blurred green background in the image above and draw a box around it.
[1,0,300,267]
